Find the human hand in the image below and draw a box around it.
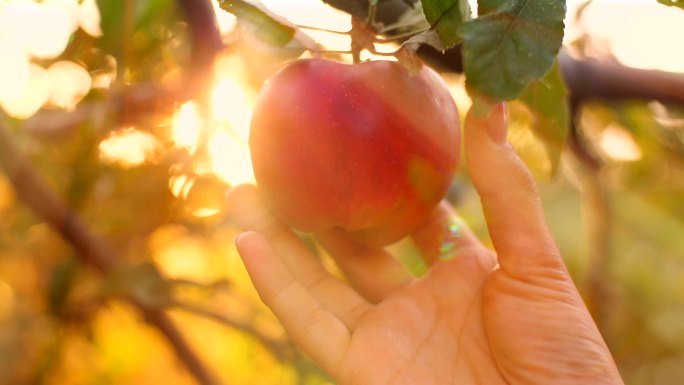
[228,103,625,385]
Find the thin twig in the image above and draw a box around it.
[567,105,614,340]
[374,27,428,42]
[297,24,351,35]
[380,21,425,34]
[170,300,296,362]
[143,308,223,385]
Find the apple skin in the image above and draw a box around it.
[249,58,460,247]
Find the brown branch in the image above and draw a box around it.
[559,52,684,105]
[339,0,684,107]
[177,0,223,97]
[0,114,222,385]
[0,116,118,272]
[567,105,615,344]
[143,308,222,385]
[580,169,614,337]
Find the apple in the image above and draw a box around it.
[249,58,460,246]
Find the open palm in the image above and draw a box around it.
[229,104,624,385]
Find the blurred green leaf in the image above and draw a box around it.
[519,60,569,174]
[48,259,80,318]
[96,0,177,54]
[459,0,566,101]
[658,0,684,9]
[218,0,296,47]
[420,0,470,49]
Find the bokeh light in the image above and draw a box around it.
[99,128,161,167]
[78,0,102,37]
[47,61,92,110]
[0,0,77,60]
[600,124,643,162]
[0,63,50,119]
[0,39,30,103]
[150,225,216,281]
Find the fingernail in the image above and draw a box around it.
[234,232,244,245]
[487,103,507,145]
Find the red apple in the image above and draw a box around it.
[249,58,460,246]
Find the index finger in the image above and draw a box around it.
[464,101,565,278]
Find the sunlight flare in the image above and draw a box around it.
[209,130,255,185]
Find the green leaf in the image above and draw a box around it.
[478,0,508,15]
[96,0,176,48]
[658,0,684,9]
[459,0,566,101]
[519,60,569,174]
[421,0,470,49]
[217,0,296,47]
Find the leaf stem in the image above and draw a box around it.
[297,24,351,35]
[380,21,426,34]
[366,0,378,26]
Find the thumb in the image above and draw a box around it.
[464,100,564,278]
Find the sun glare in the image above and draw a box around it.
[209,130,255,185]
[168,56,258,186]
[211,77,253,143]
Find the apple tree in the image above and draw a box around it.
[0,0,683,384]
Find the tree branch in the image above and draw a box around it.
[0,114,222,385]
[559,52,684,105]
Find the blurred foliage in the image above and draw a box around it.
[0,1,683,385]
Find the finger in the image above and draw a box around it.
[235,231,350,374]
[228,184,370,325]
[411,201,487,266]
[464,101,564,278]
[315,228,413,303]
